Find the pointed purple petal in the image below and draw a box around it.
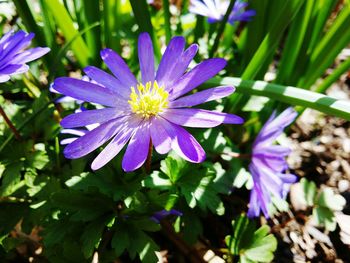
[91,123,137,170]
[169,86,234,108]
[150,117,172,154]
[63,117,126,159]
[138,32,155,84]
[53,77,124,107]
[11,47,50,64]
[60,108,125,128]
[168,58,227,100]
[161,108,244,128]
[165,44,199,88]
[160,118,205,163]
[122,123,151,172]
[156,36,185,86]
[83,66,130,98]
[100,48,138,87]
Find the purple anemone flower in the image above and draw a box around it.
[52,32,243,172]
[247,108,298,218]
[0,30,50,83]
[189,0,256,24]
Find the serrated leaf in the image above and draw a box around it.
[160,155,186,183]
[300,178,316,206]
[312,206,337,231]
[111,225,130,257]
[0,163,24,196]
[317,187,346,211]
[81,219,106,258]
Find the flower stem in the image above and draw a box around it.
[209,0,236,57]
[0,105,21,140]
[223,152,251,159]
[163,0,172,43]
[145,139,153,174]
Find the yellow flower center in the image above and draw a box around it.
[128,81,169,118]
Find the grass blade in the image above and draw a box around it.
[207,77,350,120]
[45,0,92,66]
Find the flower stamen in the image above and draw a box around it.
[128,81,169,118]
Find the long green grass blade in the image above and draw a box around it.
[103,0,121,52]
[129,0,161,60]
[308,0,337,52]
[163,0,172,43]
[299,3,350,88]
[316,56,350,94]
[45,0,92,66]
[276,0,314,84]
[207,77,350,120]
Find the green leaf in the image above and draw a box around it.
[225,215,277,263]
[312,206,337,232]
[111,224,130,257]
[81,219,106,258]
[318,187,346,211]
[206,77,350,121]
[45,0,91,66]
[300,178,316,206]
[241,225,277,263]
[160,155,186,183]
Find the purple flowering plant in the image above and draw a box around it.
[0,30,50,83]
[248,108,298,218]
[189,0,256,24]
[2,1,350,262]
[53,32,243,172]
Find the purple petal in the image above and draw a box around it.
[91,123,137,170]
[161,108,244,128]
[53,77,124,107]
[0,31,33,61]
[150,117,172,154]
[122,123,151,172]
[11,47,50,64]
[60,108,124,128]
[159,118,205,163]
[63,117,126,159]
[0,64,25,74]
[168,58,227,100]
[169,86,234,108]
[100,48,137,88]
[138,32,155,84]
[83,66,130,98]
[165,44,199,88]
[156,36,185,86]
[0,75,11,83]
[254,108,297,148]
[247,188,260,218]
[249,163,271,218]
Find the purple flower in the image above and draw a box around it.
[151,209,183,223]
[189,0,256,24]
[53,32,243,172]
[0,30,50,83]
[247,108,298,218]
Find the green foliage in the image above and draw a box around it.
[298,178,346,231]
[1,0,350,261]
[225,214,277,263]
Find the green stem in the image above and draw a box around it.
[0,105,21,140]
[209,0,236,57]
[163,0,172,43]
[0,100,53,153]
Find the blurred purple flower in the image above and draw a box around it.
[53,32,243,172]
[247,108,298,218]
[189,0,256,24]
[0,30,50,83]
[151,209,183,223]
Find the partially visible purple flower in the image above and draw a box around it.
[0,30,50,83]
[189,0,256,24]
[53,32,243,172]
[247,108,298,218]
[151,209,183,223]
